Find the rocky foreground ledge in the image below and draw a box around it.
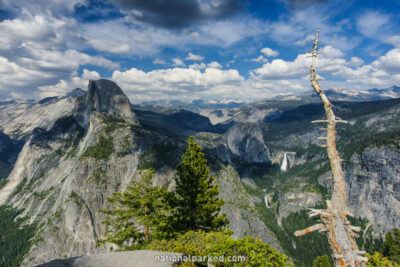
[36,250,185,267]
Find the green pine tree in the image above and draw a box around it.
[383,228,400,264]
[172,136,229,234]
[99,168,173,249]
[313,255,332,267]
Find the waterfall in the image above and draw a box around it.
[280,152,288,172]
[264,195,270,208]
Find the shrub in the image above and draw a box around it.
[146,230,292,267]
[367,252,400,267]
[313,255,331,267]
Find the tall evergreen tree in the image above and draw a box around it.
[99,168,173,249]
[172,136,228,234]
[383,228,400,264]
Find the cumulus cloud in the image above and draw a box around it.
[111,66,244,102]
[250,55,268,63]
[153,59,167,65]
[172,58,186,67]
[189,62,206,70]
[251,45,346,79]
[261,47,279,57]
[386,35,400,48]
[110,0,242,28]
[85,38,131,54]
[207,61,223,69]
[38,69,101,98]
[0,11,117,98]
[249,45,400,89]
[348,57,364,67]
[185,52,204,61]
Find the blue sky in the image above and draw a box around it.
[0,0,399,103]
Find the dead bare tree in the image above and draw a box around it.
[294,29,368,267]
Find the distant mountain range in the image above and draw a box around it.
[137,85,400,112]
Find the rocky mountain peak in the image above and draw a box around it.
[74,79,138,128]
[66,88,86,98]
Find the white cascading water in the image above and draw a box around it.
[280,152,288,172]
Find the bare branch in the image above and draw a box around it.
[312,120,329,123]
[294,223,326,237]
[350,226,362,232]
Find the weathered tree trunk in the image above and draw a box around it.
[294,29,368,267]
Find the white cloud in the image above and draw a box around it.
[207,61,223,69]
[348,57,364,67]
[268,5,362,51]
[226,59,235,67]
[38,69,100,98]
[82,69,101,80]
[261,47,279,57]
[189,62,207,70]
[250,55,268,63]
[294,34,314,46]
[185,52,204,61]
[0,9,119,98]
[251,46,346,79]
[85,38,131,54]
[153,59,167,65]
[0,57,52,89]
[386,35,400,48]
[172,58,186,67]
[111,66,244,102]
[357,11,390,38]
[0,14,67,51]
[321,45,344,58]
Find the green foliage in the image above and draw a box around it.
[347,216,383,253]
[366,252,400,267]
[69,191,85,208]
[137,143,180,170]
[383,228,400,264]
[99,169,174,249]
[340,128,400,163]
[0,206,37,267]
[146,230,292,267]
[172,136,229,234]
[313,255,331,267]
[81,135,114,160]
[255,202,332,267]
[102,114,129,135]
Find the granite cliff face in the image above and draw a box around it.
[74,79,138,129]
[195,123,270,166]
[346,148,400,232]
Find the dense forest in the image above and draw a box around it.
[0,206,36,267]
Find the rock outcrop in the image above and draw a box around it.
[196,123,270,166]
[346,148,400,233]
[74,79,138,129]
[36,250,185,267]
